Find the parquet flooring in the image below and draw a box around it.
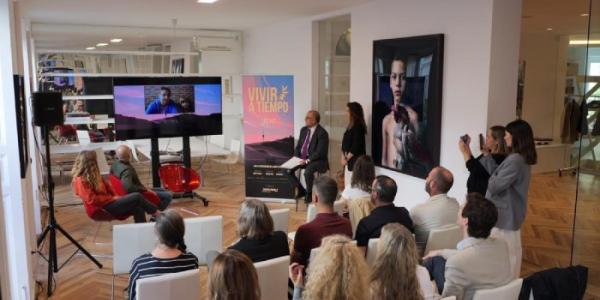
[34,158,600,299]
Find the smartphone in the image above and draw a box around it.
[479,134,485,151]
[461,134,469,143]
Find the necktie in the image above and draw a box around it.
[300,131,311,159]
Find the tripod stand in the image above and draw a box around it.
[36,126,103,296]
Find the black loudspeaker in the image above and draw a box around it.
[33,92,64,126]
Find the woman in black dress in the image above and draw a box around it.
[341,102,367,188]
[458,125,508,195]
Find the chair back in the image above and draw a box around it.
[135,269,200,300]
[306,200,345,223]
[309,247,320,264]
[254,256,290,300]
[76,130,91,145]
[270,208,289,233]
[126,140,140,162]
[184,216,223,265]
[159,164,201,193]
[113,222,156,275]
[94,148,110,175]
[472,278,523,300]
[366,238,380,267]
[108,174,128,196]
[348,196,374,236]
[424,224,463,255]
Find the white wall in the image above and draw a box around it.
[0,0,36,299]
[244,0,522,209]
[520,33,561,139]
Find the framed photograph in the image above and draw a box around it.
[371,34,444,179]
[14,75,29,178]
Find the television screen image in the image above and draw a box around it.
[113,77,222,140]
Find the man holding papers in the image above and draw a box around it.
[286,110,329,205]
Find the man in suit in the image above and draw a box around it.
[424,193,512,300]
[286,110,329,205]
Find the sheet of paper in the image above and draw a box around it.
[280,156,304,169]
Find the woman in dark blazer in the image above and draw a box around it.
[341,102,367,188]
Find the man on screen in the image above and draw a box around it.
[286,110,329,205]
[145,87,182,114]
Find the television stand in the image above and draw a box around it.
[151,135,209,207]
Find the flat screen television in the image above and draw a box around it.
[113,77,222,140]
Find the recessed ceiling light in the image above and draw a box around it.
[86,47,96,50]
[581,13,589,17]
[96,42,109,47]
[110,38,123,43]
[197,0,218,3]
[546,27,553,31]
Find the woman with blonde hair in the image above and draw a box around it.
[371,223,437,300]
[289,235,370,300]
[209,249,261,300]
[72,150,159,223]
[229,199,289,262]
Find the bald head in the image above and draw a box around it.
[425,166,454,196]
[116,145,132,162]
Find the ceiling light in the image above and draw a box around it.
[546,27,553,31]
[86,47,96,50]
[581,13,589,17]
[570,40,600,45]
[110,38,123,43]
[197,0,218,3]
[96,42,108,47]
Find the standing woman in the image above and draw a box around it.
[486,119,537,278]
[459,126,509,195]
[341,102,367,188]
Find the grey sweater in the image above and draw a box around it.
[485,153,531,231]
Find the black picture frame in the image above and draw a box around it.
[14,75,29,178]
[371,34,444,179]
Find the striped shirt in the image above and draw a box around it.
[127,252,199,300]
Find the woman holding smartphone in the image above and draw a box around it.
[458,126,509,195]
[486,119,537,278]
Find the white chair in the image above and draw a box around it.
[77,130,91,145]
[472,278,523,300]
[424,224,463,255]
[254,256,290,300]
[112,222,157,298]
[288,200,345,241]
[366,238,379,266]
[211,139,241,173]
[135,269,201,300]
[184,216,223,265]
[270,208,289,233]
[94,148,110,175]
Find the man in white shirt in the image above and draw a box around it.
[410,166,459,254]
[424,193,512,300]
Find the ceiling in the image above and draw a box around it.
[19,0,369,31]
[521,0,591,35]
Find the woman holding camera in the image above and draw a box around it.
[458,126,508,195]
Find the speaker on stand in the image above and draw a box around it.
[32,92,102,296]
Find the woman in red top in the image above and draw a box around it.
[72,150,159,223]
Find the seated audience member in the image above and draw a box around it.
[110,145,172,210]
[289,235,370,300]
[286,110,329,205]
[458,126,508,195]
[410,166,459,254]
[127,210,199,300]
[71,100,90,115]
[371,223,438,300]
[354,175,414,251]
[209,249,261,300]
[291,176,352,266]
[72,150,159,223]
[424,193,512,300]
[228,199,290,262]
[340,155,375,202]
[340,155,375,234]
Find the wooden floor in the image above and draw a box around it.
[35,159,600,299]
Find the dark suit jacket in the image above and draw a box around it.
[109,160,146,193]
[294,125,329,172]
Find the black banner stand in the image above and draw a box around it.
[150,135,209,206]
